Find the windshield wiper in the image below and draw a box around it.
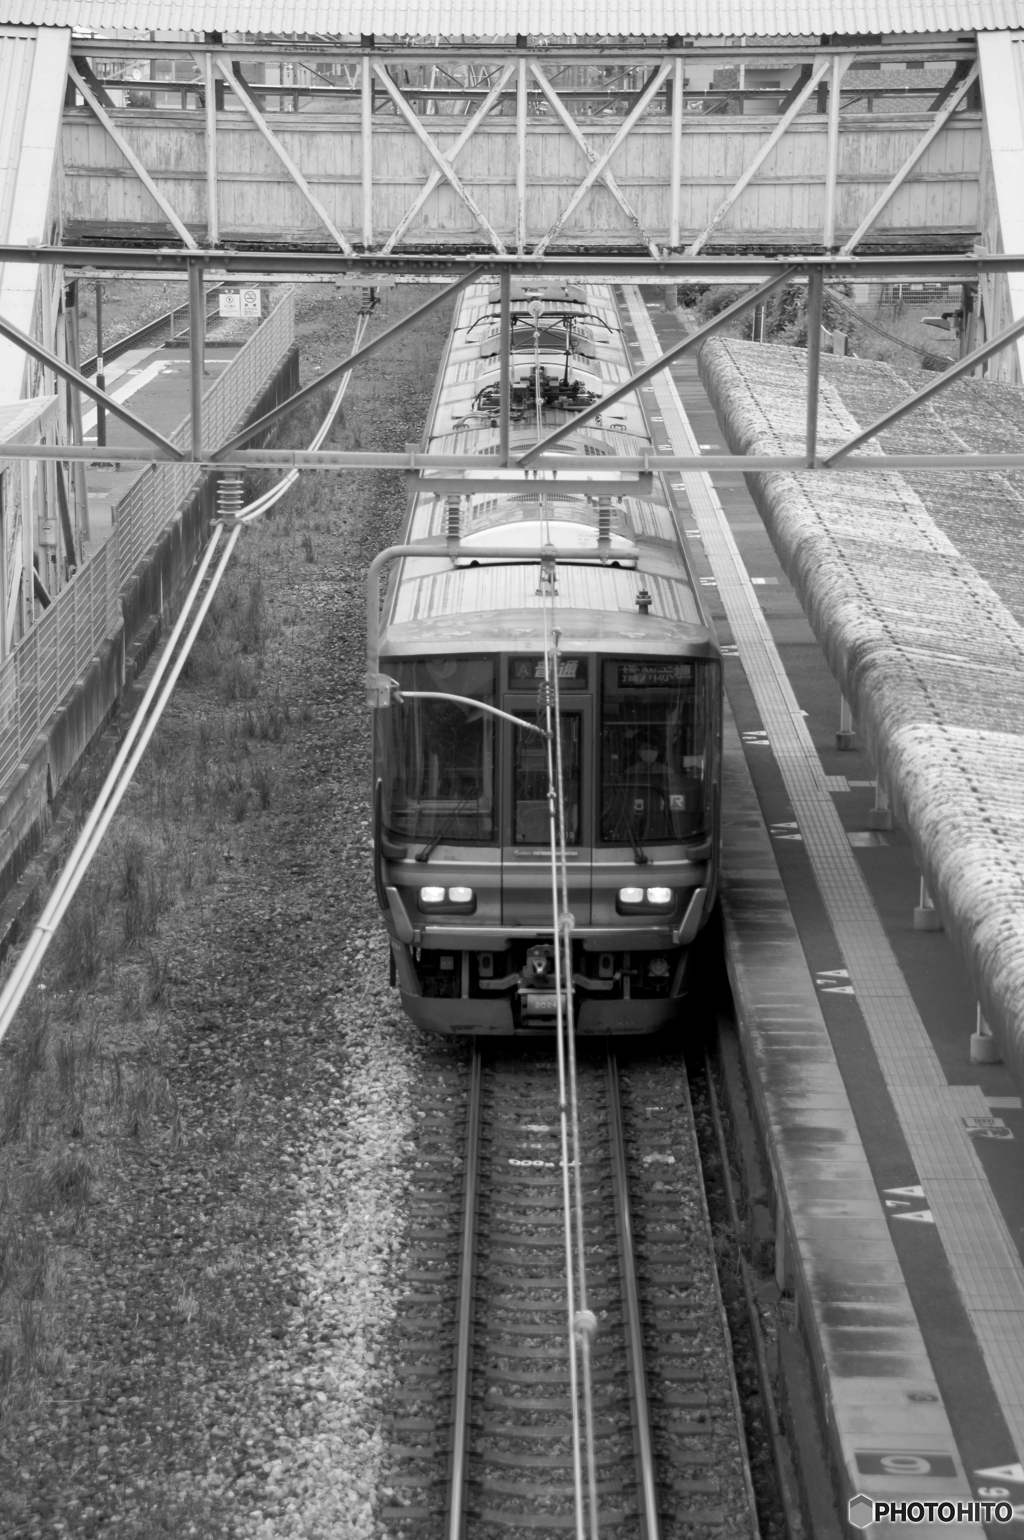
[608,782,649,866]
[415,791,474,863]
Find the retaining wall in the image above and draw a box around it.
[0,343,299,904]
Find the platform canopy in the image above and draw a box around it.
[2,0,1024,35]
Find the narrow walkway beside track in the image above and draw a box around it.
[624,286,1024,1526]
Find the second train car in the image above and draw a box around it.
[372,282,722,1035]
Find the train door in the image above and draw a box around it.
[501,690,593,927]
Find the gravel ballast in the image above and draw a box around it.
[0,281,466,1539]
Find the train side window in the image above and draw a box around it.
[600,658,716,844]
[381,655,497,844]
[514,712,581,845]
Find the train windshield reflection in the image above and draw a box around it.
[601,659,717,843]
[382,657,496,843]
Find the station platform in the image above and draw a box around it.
[621,288,1024,1536]
[82,329,244,553]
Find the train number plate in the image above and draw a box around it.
[522,992,565,1015]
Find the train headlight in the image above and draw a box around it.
[617,886,674,913]
[418,886,477,913]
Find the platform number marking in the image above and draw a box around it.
[974,1465,1024,1521]
[961,1115,1013,1141]
[855,1452,956,1478]
[699,577,718,587]
[720,645,740,657]
[884,1184,934,1225]
[815,968,855,995]
[770,822,803,842]
[741,729,770,746]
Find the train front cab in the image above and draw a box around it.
[374,649,721,1036]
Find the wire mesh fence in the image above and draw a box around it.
[0,287,295,793]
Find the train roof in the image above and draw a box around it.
[379,282,717,663]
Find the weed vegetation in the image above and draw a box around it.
[0,280,456,1539]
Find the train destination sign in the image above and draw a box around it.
[510,657,588,689]
[618,663,693,689]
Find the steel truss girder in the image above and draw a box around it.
[64,39,981,260]
[5,246,1023,477]
[78,41,978,65]
[4,248,1022,279]
[0,310,184,461]
[4,445,1024,474]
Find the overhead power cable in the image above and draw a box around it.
[826,289,956,363]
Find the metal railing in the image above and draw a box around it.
[0,287,295,794]
[112,286,294,587]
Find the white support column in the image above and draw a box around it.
[204,52,218,245]
[669,56,683,250]
[822,55,852,249]
[971,1005,1001,1064]
[868,775,892,830]
[914,877,943,932]
[516,58,528,254]
[836,692,855,750]
[361,55,373,249]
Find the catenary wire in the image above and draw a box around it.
[540,594,586,1540]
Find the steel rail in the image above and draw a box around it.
[447,1045,483,1540]
[605,1051,661,1540]
[79,287,225,375]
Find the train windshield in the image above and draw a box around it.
[514,712,581,846]
[601,659,717,844]
[382,657,496,843]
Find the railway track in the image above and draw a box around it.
[382,1045,759,1539]
[80,288,226,375]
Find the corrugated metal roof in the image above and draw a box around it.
[1,0,1022,34]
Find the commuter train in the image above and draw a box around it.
[372,281,722,1035]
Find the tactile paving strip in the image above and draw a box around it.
[622,287,1024,1467]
